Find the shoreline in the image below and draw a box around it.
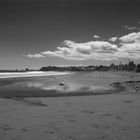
[0,72,140,98]
[0,71,71,79]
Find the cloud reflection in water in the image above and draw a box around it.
[26,82,113,93]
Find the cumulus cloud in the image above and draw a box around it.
[25,31,140,61]
[119,32,140,43]
[109,37,118,42]
[117,31,140,59]
[28,40,118,61]
[123,25,140,31]
[26,54,45,58]
[93,35,100,39]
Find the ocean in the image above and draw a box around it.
[0,71,70,79]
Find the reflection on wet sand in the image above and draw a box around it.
[0,80,115,98]
[25,81,113,93]
[2,71,139,98]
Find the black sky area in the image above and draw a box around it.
[0,0,140,69]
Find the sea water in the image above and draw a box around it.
[0,71,70,79]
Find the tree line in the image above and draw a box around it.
[40,61,140,72]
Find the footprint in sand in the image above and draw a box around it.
[68,119,76,123]
[68,136,78,140]
[123,100,133,103]
[0,124,12,131]
[121,126,131,131]
[64,114,74,118]
[97,134,109,139]
[115,115,122,120]
[21,128,29,132]
[44,130,55,134]
[101,113,113,116]
[82,110,95,114]
[91,123,111,129]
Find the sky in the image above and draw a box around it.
[0,0,140,69]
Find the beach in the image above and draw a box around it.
[0,71,70,79]
[1,0,140,139]
[0,71,140,140]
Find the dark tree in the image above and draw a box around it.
[136,64,140,72]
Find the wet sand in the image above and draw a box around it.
[0,72,140,140]
[0,71,140,98]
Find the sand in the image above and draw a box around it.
[0,72,140,140]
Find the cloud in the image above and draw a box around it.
[26,54,45,58]
[34,40,119,61]
[123,25,140,31]
[93,35,100,39]
[109,37,118,42]
[25,31,140,61]
[116,44,140,59]
[116,31,140,59]
[119,32,140,43]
